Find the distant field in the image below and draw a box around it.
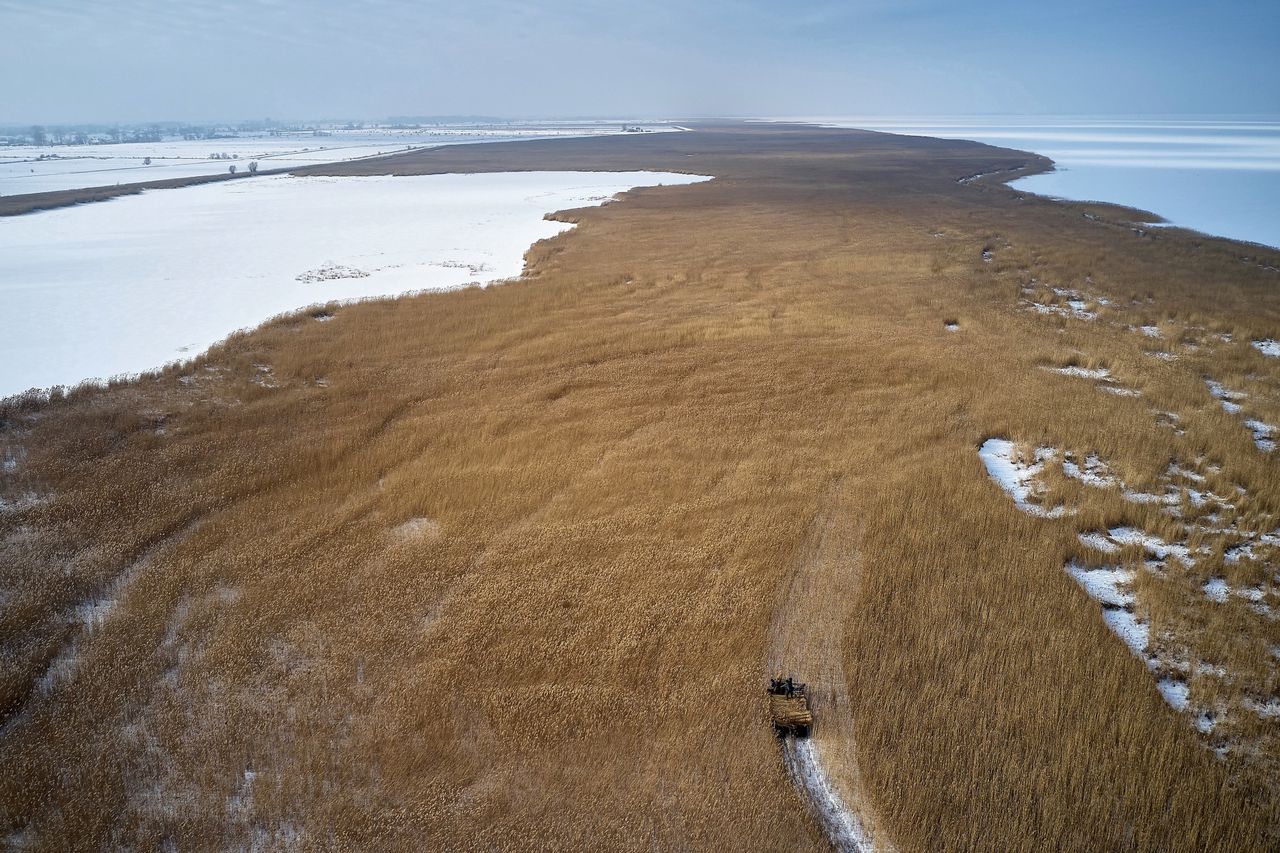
[2,123,1279,850]
[0,122,673,196]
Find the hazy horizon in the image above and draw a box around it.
[7,113,1280,131]
[3,1,1277,125]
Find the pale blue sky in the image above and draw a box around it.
[2,0,1277,122]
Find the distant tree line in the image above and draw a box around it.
[0,122,265,147]
[0,116,530,148]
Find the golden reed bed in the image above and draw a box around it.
[2,123,1279,850]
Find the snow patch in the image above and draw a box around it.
[1243,697,1280,719]
[1224,529,1280,564]
[0,492,43,514]
[1100,385,1141,397]
[1242,419,1276,453]
[1203,578,1229,603]
[1049,365,1110,380]
[1100,607,1149,657]
[786,739,875,853]
[391,517,441,542]
[1107,526,1194,566]
[1078,531,1120,553]
[1205,379,1247,415]
[1066,561,1135,608]
[1020,284,1101,321]
[1251,339,1280,358]
[1157,679,1190,711]
[978,438,1069,518]
[1154,411,1183,433]
[1062,453,1118,488]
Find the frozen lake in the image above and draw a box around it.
[811,117,1280,249]
[0,123,676,196]
[0,171,709,399]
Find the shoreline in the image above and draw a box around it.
[805,117,1280,250]
[0,170,711,402]
[0,126,680,218]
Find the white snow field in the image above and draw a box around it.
[0,171,710,399]
[0,123,678,196]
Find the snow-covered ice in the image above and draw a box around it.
[0,123,680,196]
[0,171,711,398]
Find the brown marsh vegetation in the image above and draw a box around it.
[2,123,1280,849]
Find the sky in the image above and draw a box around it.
[2,0,1278,124]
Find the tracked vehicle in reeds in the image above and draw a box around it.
[768,677,813,737]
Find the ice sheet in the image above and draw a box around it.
[0,171,711,398]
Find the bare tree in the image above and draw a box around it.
[229,164,237,175]
[247,161,259,174]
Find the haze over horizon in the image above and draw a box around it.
[3,0,1278,124]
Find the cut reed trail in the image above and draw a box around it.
[2,123,1279,850]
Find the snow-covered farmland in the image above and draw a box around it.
[0,124,678,196]
[0,171,710,398]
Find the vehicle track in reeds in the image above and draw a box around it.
[768,489,892,852]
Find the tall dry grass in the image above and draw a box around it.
[1,123,1279,850]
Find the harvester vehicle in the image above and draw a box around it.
[768,676,813,737]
